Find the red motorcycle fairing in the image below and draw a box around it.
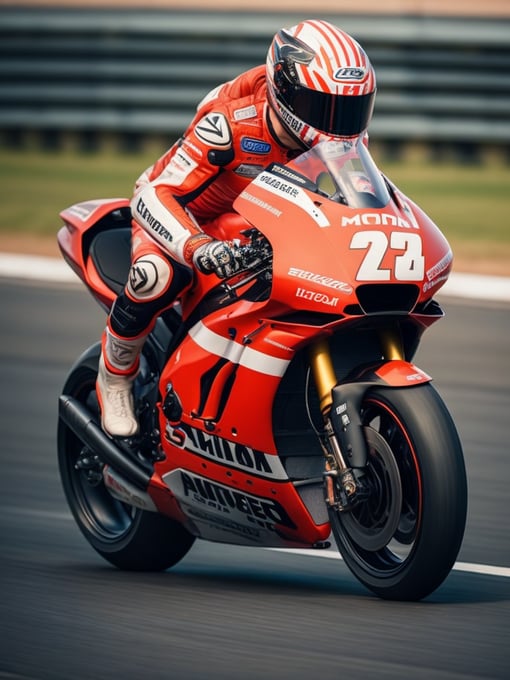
[58,198,131,310]
[57,139,467,600]
[58,140,449,550]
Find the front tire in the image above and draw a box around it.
[58,344,195,571]
[329,383,467,601]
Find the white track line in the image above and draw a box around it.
[270,547,510,578]
[4,506,508,578]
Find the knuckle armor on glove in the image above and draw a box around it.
[193,239,241,279]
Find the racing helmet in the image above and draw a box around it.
[266,20,377,148]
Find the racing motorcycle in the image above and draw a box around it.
[57,139,467,601]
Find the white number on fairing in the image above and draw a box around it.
[350,231,425,281]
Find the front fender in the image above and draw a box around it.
[329,360,432,468]
[369,359,432,387]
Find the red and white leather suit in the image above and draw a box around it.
[98,19,375,438]
[104,65,298,372]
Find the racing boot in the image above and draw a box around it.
[96,328,146,438]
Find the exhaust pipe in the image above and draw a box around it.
[59,394,152,490]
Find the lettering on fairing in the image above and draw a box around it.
[288,267,353,294]
[295,288,339,307]
[165,423,288,480]
[178,471,297,531]
[341,213,417,229]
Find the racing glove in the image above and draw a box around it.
[193,239,245,279]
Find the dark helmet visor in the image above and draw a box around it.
[288,86,376,138]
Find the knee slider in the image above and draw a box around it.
[126,253,172,301]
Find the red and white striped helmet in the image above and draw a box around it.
[266,20,376,148]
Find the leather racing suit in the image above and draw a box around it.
[99,65,299,437]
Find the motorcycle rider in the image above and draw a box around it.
[96,19,377,438]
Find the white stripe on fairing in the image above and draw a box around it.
[189,320,290,377]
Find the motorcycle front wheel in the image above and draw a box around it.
[329,382,467,601]
[57,344,195,571]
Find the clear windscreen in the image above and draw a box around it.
[288,138,391,209]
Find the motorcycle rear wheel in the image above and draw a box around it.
[58,344,195,571]
[329,382,467,601]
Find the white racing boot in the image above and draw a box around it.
[96,329,147,438]
[97,356,139,438]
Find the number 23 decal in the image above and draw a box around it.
[350,231,425,281]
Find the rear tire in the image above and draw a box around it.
[329,382,467,600]
[58,344,195,571]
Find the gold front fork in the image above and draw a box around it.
[308,325,405,416]
[379,325,405,360]
[308,337,359,505]
[308,338,337,415]
[309,328,404,510]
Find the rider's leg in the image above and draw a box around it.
[97,243,190,437]
[97,326,147,438]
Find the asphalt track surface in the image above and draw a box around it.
[1,268,509,680]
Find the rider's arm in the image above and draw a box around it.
[131,68,267,268]
[130,137,220,266]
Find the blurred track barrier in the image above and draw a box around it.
[0,7,509,159]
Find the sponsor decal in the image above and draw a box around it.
[288,267,353,294]
[257,172,299,199]
[241,137,272,155]
[263,337,294,353]
[103,468,157,511]
[194,112,232,147]
[234,163,265,178]
[341,213,416,229]
[296,288,339,307]
[278,106,305,134]
[135,197,173,243]
[423,274,449,293]
[269,163,308,186]
[174,470,297,532]
[335,401,350,428]
[234,104,257,121]
[162,148,198,186]
[426,249,453,282]
[252,172,329,227]
[239,190,282,217]
[165,422,288,480]
[334,67,366,81]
